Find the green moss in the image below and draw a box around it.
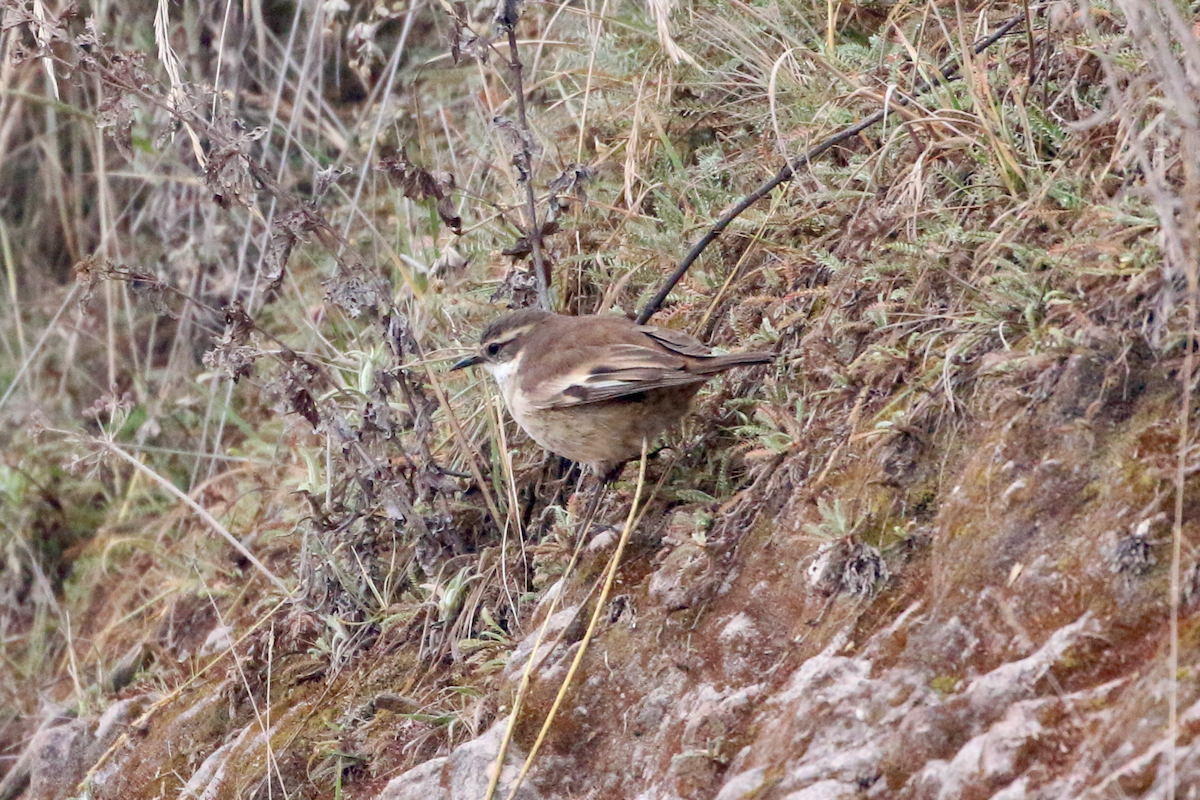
[929,675,960,697]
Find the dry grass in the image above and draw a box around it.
[0,0,1198,794]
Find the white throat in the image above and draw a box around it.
[484,353,522,406]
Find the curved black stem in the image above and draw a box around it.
[635,11,1032,325]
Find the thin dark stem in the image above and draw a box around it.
[635,10,1032,325]
[506,26,552,310]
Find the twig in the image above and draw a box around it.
[635,10,1032,325]
[501,5,553,310]
[0,282,78,415]
[97,438,291,594]
[481,478,607,800]
[1169,232,1195,800]
[1169,76,1200,800]
[502,442,650,800]
[415,340,508,538]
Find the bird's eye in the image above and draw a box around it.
[485,342,501,357]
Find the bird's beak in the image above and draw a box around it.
[450,353,484,371]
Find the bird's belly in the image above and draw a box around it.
[508,386,701,469]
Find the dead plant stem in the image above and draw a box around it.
[1169,111,1200,800]
[482,477,609,800]
[97,437,291,594]
[502,442,650,800]
[506,25,552,310]
[0,282,77,415]
[417,341,508,537]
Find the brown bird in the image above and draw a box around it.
[451,309,772,474]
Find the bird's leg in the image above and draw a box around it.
[568,462,627,544]
[599,462,627,484]
[571,470,608,545]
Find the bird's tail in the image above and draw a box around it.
[694,350,773,374]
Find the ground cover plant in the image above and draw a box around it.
[1,0,1199,795]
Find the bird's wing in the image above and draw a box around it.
[528,344,706,409]
[637,325,714,357]
[640,326,773,371]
